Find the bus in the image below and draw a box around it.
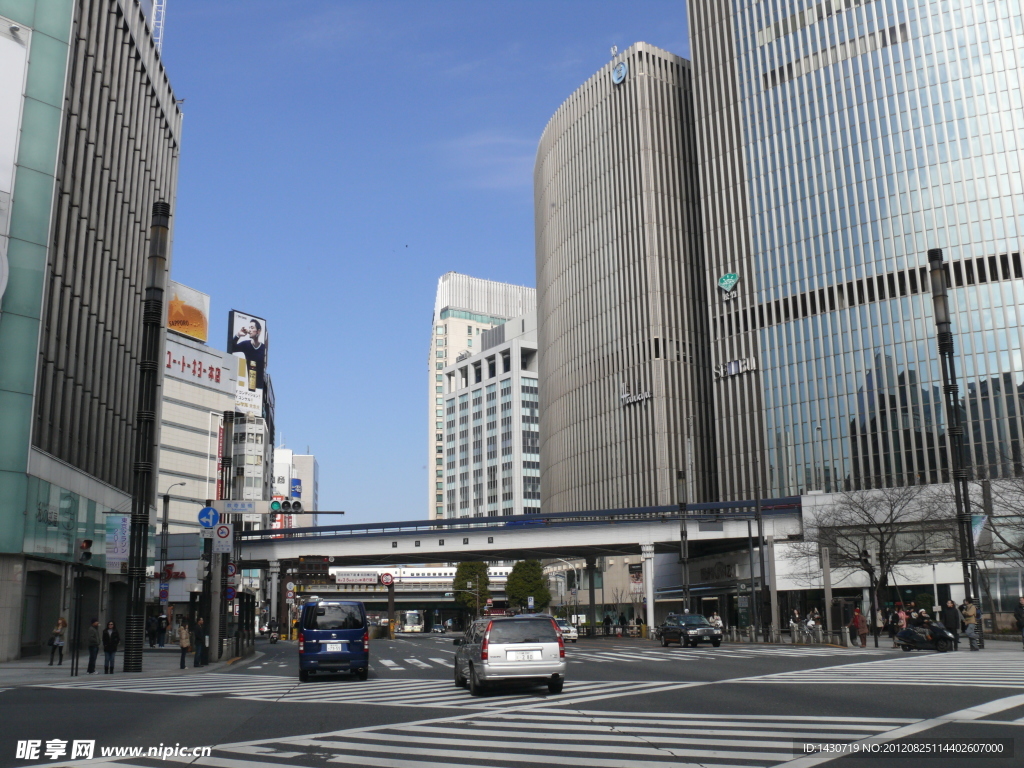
[399,610,424,633]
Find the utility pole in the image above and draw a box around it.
[677,470,689,613]
[754,454,768,641]
[928,249,985,648]
[160,482,185,589]
[124,201,171,673]
[821,546,832,639]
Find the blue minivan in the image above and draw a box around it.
[298,600,369,682]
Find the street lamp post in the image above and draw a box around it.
[160,483,186,588]
[554,558,580,625]
[124,202,171,673]
[928,248,985,648]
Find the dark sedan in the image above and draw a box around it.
[658,614,723,648]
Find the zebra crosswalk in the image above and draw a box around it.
[564,645,891,664]
[115,707,917,768]
[35,673,685,710]
[739,649,1024,688]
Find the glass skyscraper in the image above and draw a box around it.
[691,0,1024,498]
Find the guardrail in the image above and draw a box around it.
[237,498,802,542]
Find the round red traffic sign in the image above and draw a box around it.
[215,524,231,539]
[379,573,394,586]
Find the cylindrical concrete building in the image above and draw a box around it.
[535,42,714,513]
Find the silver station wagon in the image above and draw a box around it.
[453,615,566,696]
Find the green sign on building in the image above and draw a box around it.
[717,273,740,293]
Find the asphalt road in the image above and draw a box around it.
[1,635,1022,768]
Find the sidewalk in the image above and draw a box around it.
[0,645,261,688]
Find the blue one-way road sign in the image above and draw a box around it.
[198,507,219,528]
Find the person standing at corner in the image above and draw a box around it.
[192,617,207,667]
[941,600,963,651]
[146,615,157,647]
[102,621,120,674]
[49,617,67,665]
[178,619,191,670]
[849,607,868,647]
[86,618,101,674]
[962,597,979,651]
[157,612,169,647]
[1013,597,1024,651]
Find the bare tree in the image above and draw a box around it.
[790,484,956,614]
[976,478,1024,569]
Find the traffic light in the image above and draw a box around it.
[269,499,303,514]
[859,548,877,571]
[75,538,93,563]
[196,558,210,580]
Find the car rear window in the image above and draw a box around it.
[304,604,364,630]
[489,619,557,644]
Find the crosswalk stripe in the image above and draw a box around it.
[198,707,910,768]
[378,659,404,670]
[428,658,451,666]
[404,658,431,668]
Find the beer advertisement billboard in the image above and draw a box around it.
[166,281,211,342]
[227,310,268,416]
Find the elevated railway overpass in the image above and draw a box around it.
[238,498,803,628]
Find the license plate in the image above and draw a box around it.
[507,650,540,661]
[325,643,345,653]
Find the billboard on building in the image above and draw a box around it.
[227,310,268,416]
[0,24,31,308]
[105,514,130,573]
[166,281,211,342]
[164,336,234,394]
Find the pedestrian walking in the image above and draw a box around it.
[192,618,207,667]
[886,607,900,647]
[602,615,612,635]
[102,621,120,674]
[145,615,157,647]
[849,608,868,647]
[178,619,191,669]
[1014,597,1024,651]
[157,613,168,647]
[963,597,979,651]
[940,600,963,650]
[48,617,67,665]
[86,618,100,674]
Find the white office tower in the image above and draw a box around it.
[273,448,319,528]
[440,311,539,519]
[428,273,536,518]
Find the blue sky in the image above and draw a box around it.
[162,1,690,526]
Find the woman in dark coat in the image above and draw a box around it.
[102,620,121,674]
[940,600,962,650]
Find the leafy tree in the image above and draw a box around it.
[505,560,551,612]
[453,561,490,617]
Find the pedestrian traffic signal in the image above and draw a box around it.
[75,538,93,563]
[197,559,210,580]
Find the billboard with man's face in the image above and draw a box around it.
[227,310,268,416]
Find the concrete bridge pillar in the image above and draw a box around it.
[642,544,655,629]
[268,561,280,625]
[585,557,597,634]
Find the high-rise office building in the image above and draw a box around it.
[0,1,180,661]
[690,0,1024,497]
[427,272,535,518]
[274,448,319,528]
[440,311,540,518]
[535,42,714,514]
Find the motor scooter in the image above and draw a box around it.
[895,621,956,652]
[269,630,279,644]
